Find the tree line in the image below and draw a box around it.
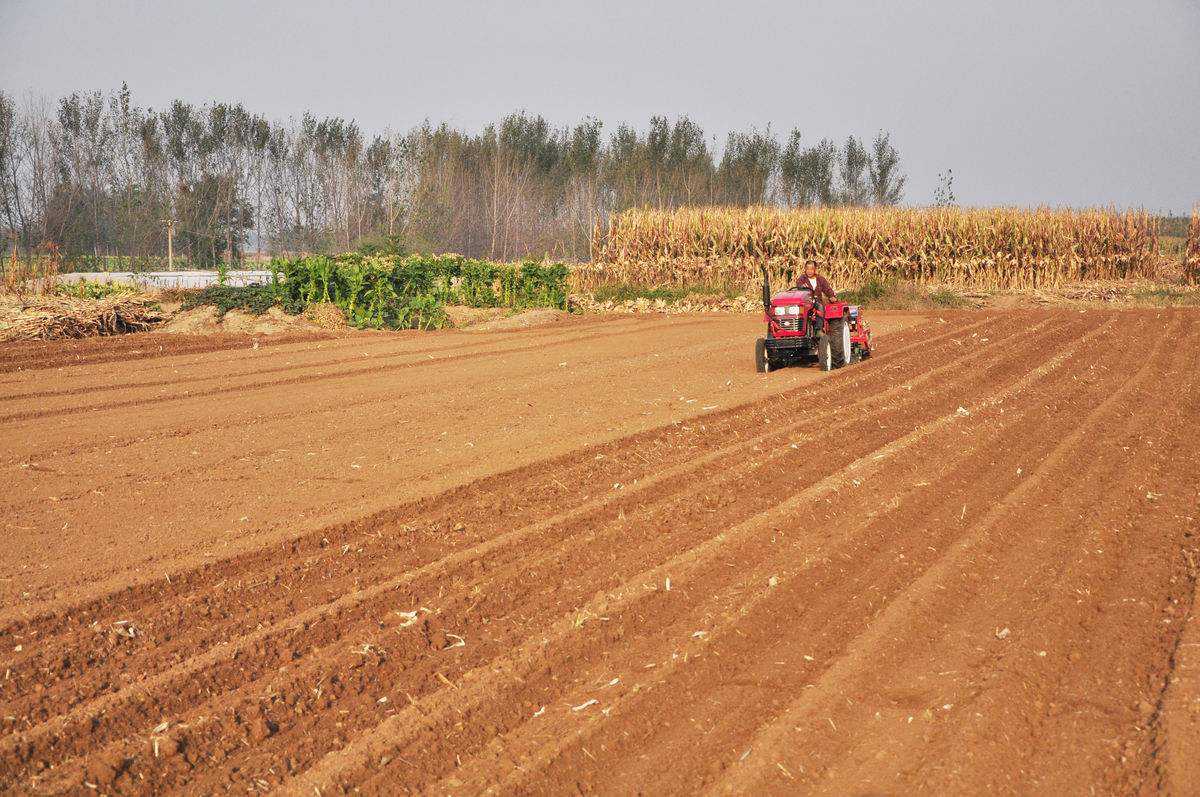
[0,85,907,264]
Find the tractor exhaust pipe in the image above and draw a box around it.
[760,266,771,312]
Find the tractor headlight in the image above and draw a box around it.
[787,305,800,316]
[774,306,786,315]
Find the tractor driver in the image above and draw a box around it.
[795,262,837,305]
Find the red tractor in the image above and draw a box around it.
[755,267,872,373]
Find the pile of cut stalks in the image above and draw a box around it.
[0,293,162,341]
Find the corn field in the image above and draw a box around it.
[585,206,1164,292]
[1187,208,1200,285]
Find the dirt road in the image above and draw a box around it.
[1,310,1197,794]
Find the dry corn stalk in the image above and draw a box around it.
[586,206,1163,293]
[0,294,162,341]
[2,244,62,296]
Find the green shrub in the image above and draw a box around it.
[459,259,500,307]
[182,284,279,317]
[515,261,570,309]
[189,252,570,330]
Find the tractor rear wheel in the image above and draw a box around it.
[755,337,771,373]
[830,318,851,368]
[818,334,833,371]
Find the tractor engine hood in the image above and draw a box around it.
[768,289,816,323]
[769,289,816,308]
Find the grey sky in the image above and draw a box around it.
[2,0,1197,212]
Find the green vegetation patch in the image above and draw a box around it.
[182,284,282,318]
[590,283,744,303]
[180,253,569,330]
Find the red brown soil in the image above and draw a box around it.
[1,309,1197,794]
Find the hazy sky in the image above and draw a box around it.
[2,0,1198,211]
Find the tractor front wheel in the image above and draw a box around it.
[818,334,833,371]
[755,337,772,373]
[830,318,851,368]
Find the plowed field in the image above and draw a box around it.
[2,310,1198,795]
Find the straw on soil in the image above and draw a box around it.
[302,302,350,330]
[0,294,163,341]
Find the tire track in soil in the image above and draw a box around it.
[0,312,1030,722]
[0,313,941,484]
[0,312,1051,792]
[234,315,1098,795]
[1158,511,1200,796]
[0,317,724,424]
[699,313,1192,795]
[162,316,1089,797]
[0,313,640,378]
[243,312,1099,792]
[848,324,1194,794]
[0,327,746,485]
[0,313,994,646]
[379,312,1137,796]
[0,314,1036,787]
[9,311,1180,796]
[7,313,886,618]
[0,332,336,375]
[0,314,653,402]
[906,382,1200,796]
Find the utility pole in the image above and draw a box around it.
[162,217,175,270]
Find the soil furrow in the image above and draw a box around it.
[0,317,728,424]
[407,313,1138,795]
[0,314,997,644]
[282,314,1107,794]
[2,314,1051,787]
[706,314,1187,794]
[3,309,1194,795]
[0,313,1046,715]
[0,314,676,404]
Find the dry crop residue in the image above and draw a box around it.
[1,310,1197,794]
